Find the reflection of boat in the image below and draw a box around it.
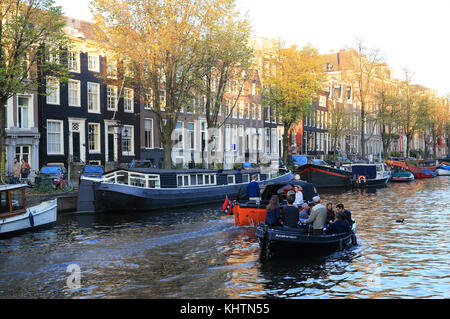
[436,165,450,176]
[0,184,57,236]
[77,168,294,213]
[347,163,390,187]
[390,171,415,182]
[255,222,357,260]
[296,164,352,188]
[228,181,319,226]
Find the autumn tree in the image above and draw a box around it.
[262,43,325,165]
[327,101,356,162]
[0,0,69,181]
[91,0,244,169]
[349,38,384,159]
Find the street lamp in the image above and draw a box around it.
[256,130,260,163]
[88,125,95,164]
[111,121,123,169]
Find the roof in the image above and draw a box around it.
[0,184,27,192]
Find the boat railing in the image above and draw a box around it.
[103,170,161,189]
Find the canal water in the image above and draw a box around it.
[0,177,449,299]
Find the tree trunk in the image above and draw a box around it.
[0,96,7,183]
[282,125,290,168]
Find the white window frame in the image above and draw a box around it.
[107,85,118,111]
[227,175,235,185]
[88,53,100,72]
[47,119,64,155]
[124,88,134,113]
[87,82,100,113]
[122,125,134,156]
[144,118,154,149]
[88,122,101,154]
[46,76,60,105]
[68,79,81,107]
[68,51,80,73]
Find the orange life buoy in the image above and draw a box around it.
[358,175,366,183]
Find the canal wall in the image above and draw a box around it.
[26,191,78,212]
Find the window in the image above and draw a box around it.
[87,82,100,113]
[88,123,100,153]
[15,145,30,163]
[67,51,80,72]
[68,80,81,107]
[227,175,235,184]
[88,54,100,72]
[144,119,153,149]
[47,120,63,154]
[124,88,134,112]
[175,121,184,150]
[106,60,117,78]
[17,96,29,129]
[144,92,153,110]
[46,77,60,105]
[160,90,166,110]
[177,174,216,187]
[107,85,118,111]
[187,122,194,150]
[122,125,134,155]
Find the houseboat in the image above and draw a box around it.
[345,163,391,187]
[296,163,352,188]
[0,184,57,236]
[77,168,294,213]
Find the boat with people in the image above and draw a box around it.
[436,165,450,176]
[77,167,294,213]
[255,221,357,260]
[225,179,319,226]
[0,184,57,237]
[390,171,415,182]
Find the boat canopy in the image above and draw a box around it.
[292,155,308,166]
[351,165,377,179]
[261,181,318,202]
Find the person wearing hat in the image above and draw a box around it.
[299,195,327,234]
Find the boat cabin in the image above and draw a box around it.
[0,184,27,219]
[99,168,279,189]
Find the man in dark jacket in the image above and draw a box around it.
[336,203,353,225]
[325,211,351,234]
[281,195,299,228]
[247,175,260,200]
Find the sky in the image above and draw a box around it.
[54,0,449,96]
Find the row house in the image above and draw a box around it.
[38,17,140,171]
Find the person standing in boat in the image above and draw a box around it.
[299,196,327,234]
[265,195,282,227]
[280,195,299,228]
[247,174,260,202]
[293,185,304,207]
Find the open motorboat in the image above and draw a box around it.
[390,171,415,182]
[436,165,450,176]
[224,180,319,226]
[0,184,57,236]
[255,221,357,260]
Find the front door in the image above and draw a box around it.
[108,133,115,162]
[72,132,80,162]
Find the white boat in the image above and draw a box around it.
[436,166,450,176]
[0,184,57,236]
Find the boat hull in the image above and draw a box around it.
[96,172,294,213]
[256,223,357,259]
[354,176,390,187]
[436,168,450,176]
[296,164,351,188]
[0,199,57,236]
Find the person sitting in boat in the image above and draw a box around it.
[336,203,353,225]
[247,174,261,201]
[281,195,299,228]
[299,196,327,234]
[326,202,335,226]
[297,202,311,228]
[265,195,283,227]
[325,211,351,234]
[293,186,304,207]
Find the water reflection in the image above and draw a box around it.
[0,177,449,298]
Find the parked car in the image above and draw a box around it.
[36,164,68,188]
[80,165,105,178]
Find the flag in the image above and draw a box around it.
[222,196,232,215]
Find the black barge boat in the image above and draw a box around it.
[77,168,294,213]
